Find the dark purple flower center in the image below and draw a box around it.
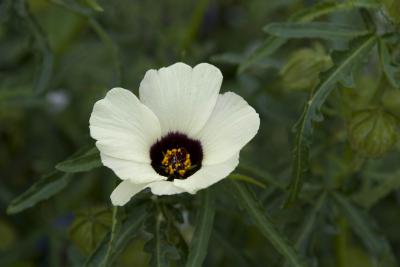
[150,132,203,181]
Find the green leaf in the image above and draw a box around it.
[144,205,180,267]
[332,192,398,266]
[379,37,400,88]
[85,204,149,267]
[229,173,266,189]
[213,231,251,267]
[210,53,245,65]
[56,146,102,173]
[294,191,327,250]
[85,0,104,12]
[48,0,122,85]
[15,0,54,94]
[239,0,380,72]
[352,171,400,208]
[239,36,286,73]
[230,181,307,267]
[283,192,327,267]
[238,162,286,189]
[263,22,370,40]
[7,171,71,214]
[186,189,216,267]
[285,35,377,206]
[101,206,123,266]
[290,0,380,22]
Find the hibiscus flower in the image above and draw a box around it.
[89,63,260,206]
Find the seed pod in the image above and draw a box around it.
[348,109,398,157]
[69,206,112,255]
[280,44,333,92]
[382,89,400,118]
[382,0,400,25]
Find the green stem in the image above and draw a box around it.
[335,217,348,267]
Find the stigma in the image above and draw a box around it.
[161,148,192,177]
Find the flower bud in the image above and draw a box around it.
[280,44,333,92]
[348,109,398,157]
[382,0,400,24]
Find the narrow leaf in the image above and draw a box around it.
[7,171,71,214]
[85,0,104,12]
[239,0,380,72]
[214,231,252,267]
[101,206,123,267]
[230,181,307,267]
[56,147,102,173]
[238,36,286,73]
[332,192,398,266]
[186,189,216,267]
[264,22,369,40]
[352,172,400,208]
[285,35,377,206]
[290,0,380,22]
[15,0,53,94]
[283,192,327,267]
[229,173,266,189]
[238,162,286,189]
[295,191,327,250]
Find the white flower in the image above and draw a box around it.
[89,62,260,206]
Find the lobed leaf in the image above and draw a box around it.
[230,181,307,267]
[56,146,102,173]
[285,35,377,206]
[7,171,71,214]
[239,0,380,72]
[186,189,216,267]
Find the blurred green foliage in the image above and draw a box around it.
[1,0,400,266]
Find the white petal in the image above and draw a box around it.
[90,87,161,163]
[149,180,186,195]
[110,180,147,206]
[139,62,222,136]
[173,153,239,194]
[195,92,260,165]
[101,154,165,183]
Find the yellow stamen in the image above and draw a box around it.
[161,147,192,177]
